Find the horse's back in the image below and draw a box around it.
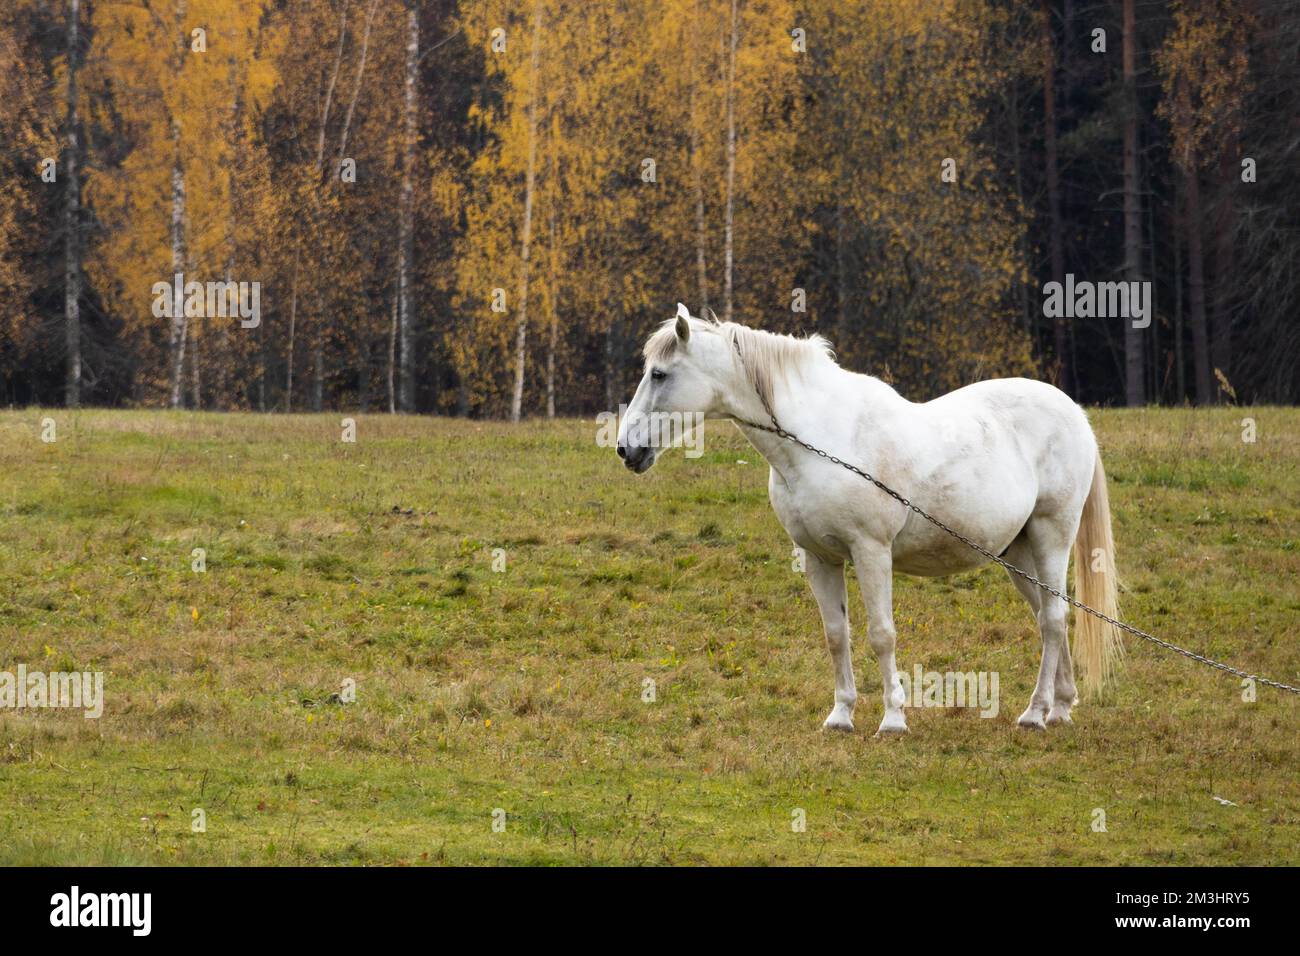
[930,376,1084,426]
[925,377,1095,475]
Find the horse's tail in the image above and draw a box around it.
[1072,450,1124,697]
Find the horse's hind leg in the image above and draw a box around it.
[1046,643,1078,726]
[1047,589,1078,727]
[1013,522,1073,730]
[805,552,856,732]
[1003,536,1042,617]
[1003,537,1074,726]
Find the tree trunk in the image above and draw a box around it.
[1146,180,1160,402]
[63,0,82,408]
[166,2,191,409]
[387,291,398,414]
[358,334,371,412]
[311,344,323,411]
[1040,0,1069,393]
[216,260,231,410]
[721,0,738,323]
[1121,0,1144,406]
[219,60,243,413]
[1062,0,1075,74]
[190,316,201,408]
[510,0,543,423]
[168,118,188,409]
[690,75,709,311]
[1173,198,1185,402]
[397,5,419,412]
[1210,149,1235,386]
[603,320,618,413]
[285,247,299,409]
[1007,89,1031,338]
[285,4,343,412]
[336,0,378,175]
[834,196,847,346]
[315,6,346,179]
[545,168,559,419]
[1185,159,1211,403]
[300,4,362,415]
[328,0,379,414]
[545,310,557,418]
[257,318,266,412]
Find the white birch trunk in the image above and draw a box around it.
[546,206,558,419]
[510,0,543,423]
[397,5,419,412]
[722,0,738,323]
[690,79,709,312]
[168,117,187,409]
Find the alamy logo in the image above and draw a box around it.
[596,405,705,458]
[151,272,261,328]
[50,886,151,936]
[1042,273,1151,329]
[897,665,999,717]
[0,666,103,718]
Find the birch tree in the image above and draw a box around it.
[509,0,543,422]
[398,2,420,412]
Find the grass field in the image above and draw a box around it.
[0,407,1297,865]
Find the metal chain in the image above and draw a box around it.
[728,351,1300,695]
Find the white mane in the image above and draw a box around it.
[644,316,835,408]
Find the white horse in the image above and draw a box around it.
[617,304,1123,735]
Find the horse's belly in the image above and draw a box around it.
[891,529,993,576]
[889,471,1036,576]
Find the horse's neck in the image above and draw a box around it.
[731,364,899,477]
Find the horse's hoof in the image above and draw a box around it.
[821,701,855,732]
[1046,708,1073,726]
[822,714,854,733]
[874,712,909,737]
[1016,711,1047,731]
[873,726,908,739]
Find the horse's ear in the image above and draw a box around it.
[674,304,691,344]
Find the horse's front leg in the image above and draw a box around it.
[850,543,908,735]
[805,552,856,731]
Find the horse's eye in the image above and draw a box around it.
[650,368,667,382]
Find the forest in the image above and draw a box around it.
[1,0,1296,416]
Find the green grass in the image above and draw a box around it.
[0,407,1297,865]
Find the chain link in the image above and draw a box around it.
[729,344,1300,695]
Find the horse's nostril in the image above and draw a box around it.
[616,444,627,459]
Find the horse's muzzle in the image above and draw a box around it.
[617,443,656,473]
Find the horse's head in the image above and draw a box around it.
[616,303,730,473]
